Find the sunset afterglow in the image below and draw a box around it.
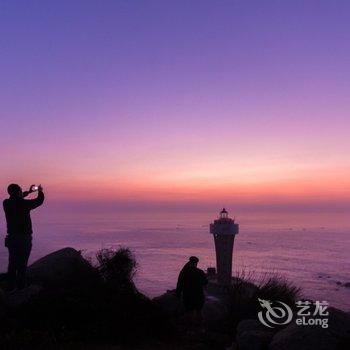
[1,1,349,210]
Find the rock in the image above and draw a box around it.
[227,341,238,350]
[153,291,229,330]
[203,296,229,330]
[0,288,6,304]
[237,330,274,350]
[5,285,42,308]
[344,282,350,288]
[269,307,350,350]
[236,319,275,350]
[153,290,185,316]
[204,330,232,347]
[237,319,273,335]
[0,288,6,318]
[27,247,97,287]
[0,273,7,282]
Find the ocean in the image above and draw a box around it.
[1,210,349,311]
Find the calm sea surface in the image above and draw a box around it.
[1,210,349,311]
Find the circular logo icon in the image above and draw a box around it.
[258,298,293,328]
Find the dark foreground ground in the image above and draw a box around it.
[0,247,349,350]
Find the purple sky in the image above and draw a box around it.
[1,1,349,210]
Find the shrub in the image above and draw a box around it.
[228,270,301,332]
[256,274,301,307]
[96,247,137,290]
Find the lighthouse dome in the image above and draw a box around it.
[220,208,229,219]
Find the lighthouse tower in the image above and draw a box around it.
[210,208,239,285]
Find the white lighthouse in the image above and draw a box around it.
[210,208,239,285]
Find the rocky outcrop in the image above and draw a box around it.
[269,307,350,350]
[27,247,98,287]
[0,288,6,318]
[5,285,42,308]
[236,319,275,350]
[237,330,274,350]
[237,319,273,334]
[234,309,350,350]
[153,290,184,316]
[0,247,174,349]
[0,248,98,309]
[153,290,228,330]
[202,295,229,330]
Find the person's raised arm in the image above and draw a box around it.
[25,185,45,210]
[23,185,36,198]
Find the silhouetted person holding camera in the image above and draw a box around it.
[3,184,44,290]
[176,256,208,330]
